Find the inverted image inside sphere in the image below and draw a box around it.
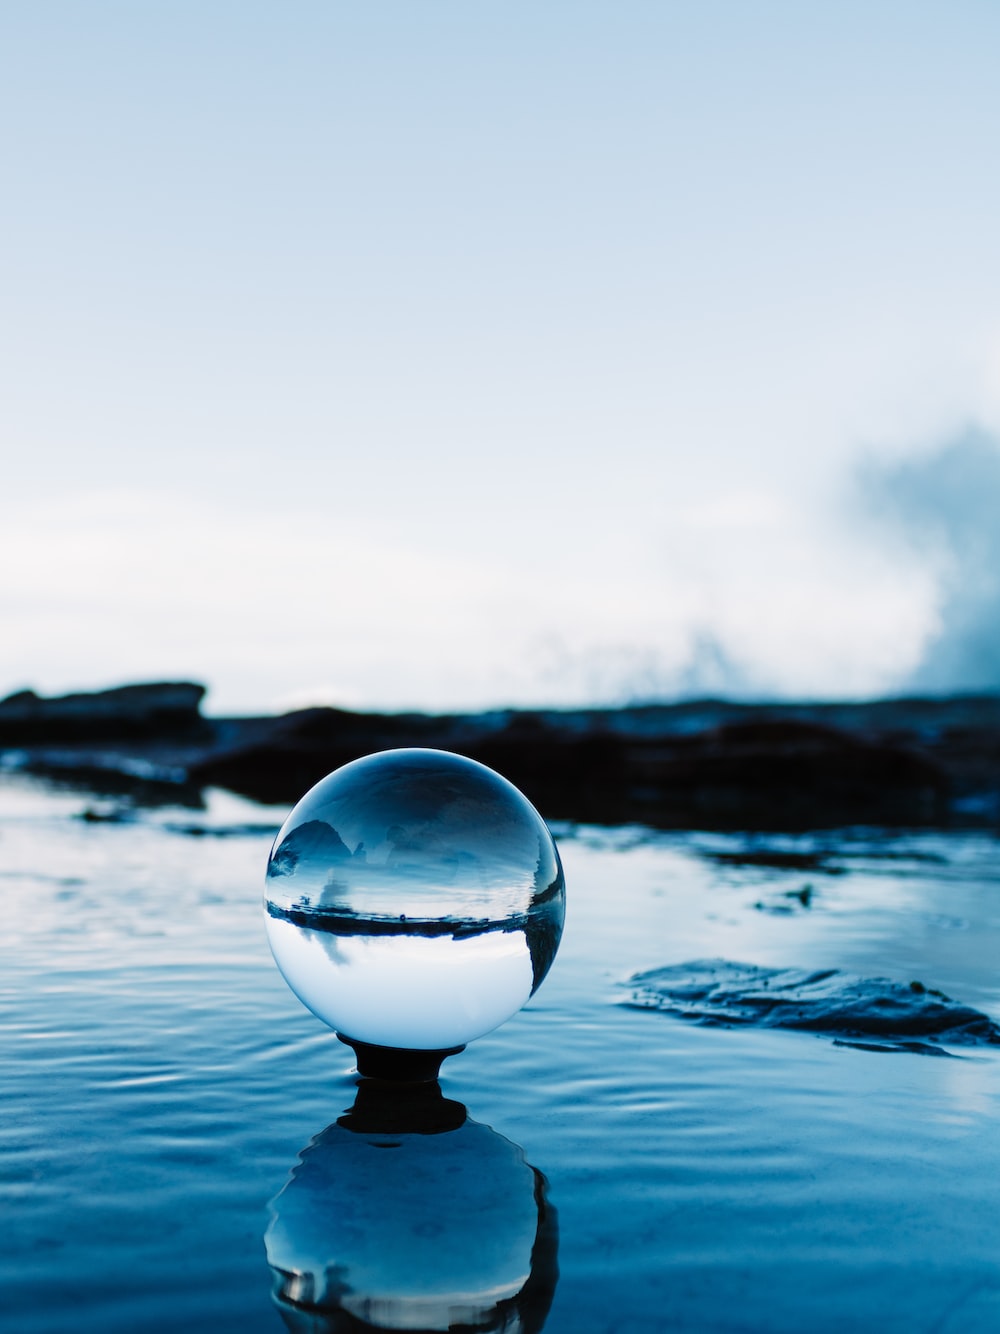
[263,749,566,1049]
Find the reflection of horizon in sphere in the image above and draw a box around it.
[264,749,565,1050]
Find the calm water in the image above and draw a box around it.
[4,771,1000,1332]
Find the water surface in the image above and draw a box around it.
[3,774,1000,1331]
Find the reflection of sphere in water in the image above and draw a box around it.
[265,1084,558,1334]
[264,749,565,1051]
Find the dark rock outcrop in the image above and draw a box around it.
[190,707,480,806]
[620,717,948,828]
[188,708,947,828]
[626,959,1000,1052]
[2,683,999,829]
[0,682,208,744]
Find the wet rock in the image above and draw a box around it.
[13,753,206,809]
[626,959,1000,1051]
[752,883,814,914]
[188,706,480,806]
[705,849,842,873]
[0,682,207,743]
[4,685,1000,829]
[77,805,133,824]
[622,718,948,829]
[187,705,624,813]
[188,708,947,828]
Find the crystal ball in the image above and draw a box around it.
[264,748,566,1051]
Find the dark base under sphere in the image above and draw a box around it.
[337,1033,466,1083]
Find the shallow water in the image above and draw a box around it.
[4,773,1000,1331]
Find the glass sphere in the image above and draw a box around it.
[264,748,565,1051]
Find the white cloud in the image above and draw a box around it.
[0,480,940,711]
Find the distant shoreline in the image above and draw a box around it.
[3,681,1000,831]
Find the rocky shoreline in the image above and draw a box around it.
[2,681,999,830]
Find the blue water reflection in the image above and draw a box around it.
[266,1081,558,1333]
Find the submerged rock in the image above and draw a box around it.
[626,959,1000,1052]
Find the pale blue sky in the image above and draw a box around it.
[3,3,1000,711]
